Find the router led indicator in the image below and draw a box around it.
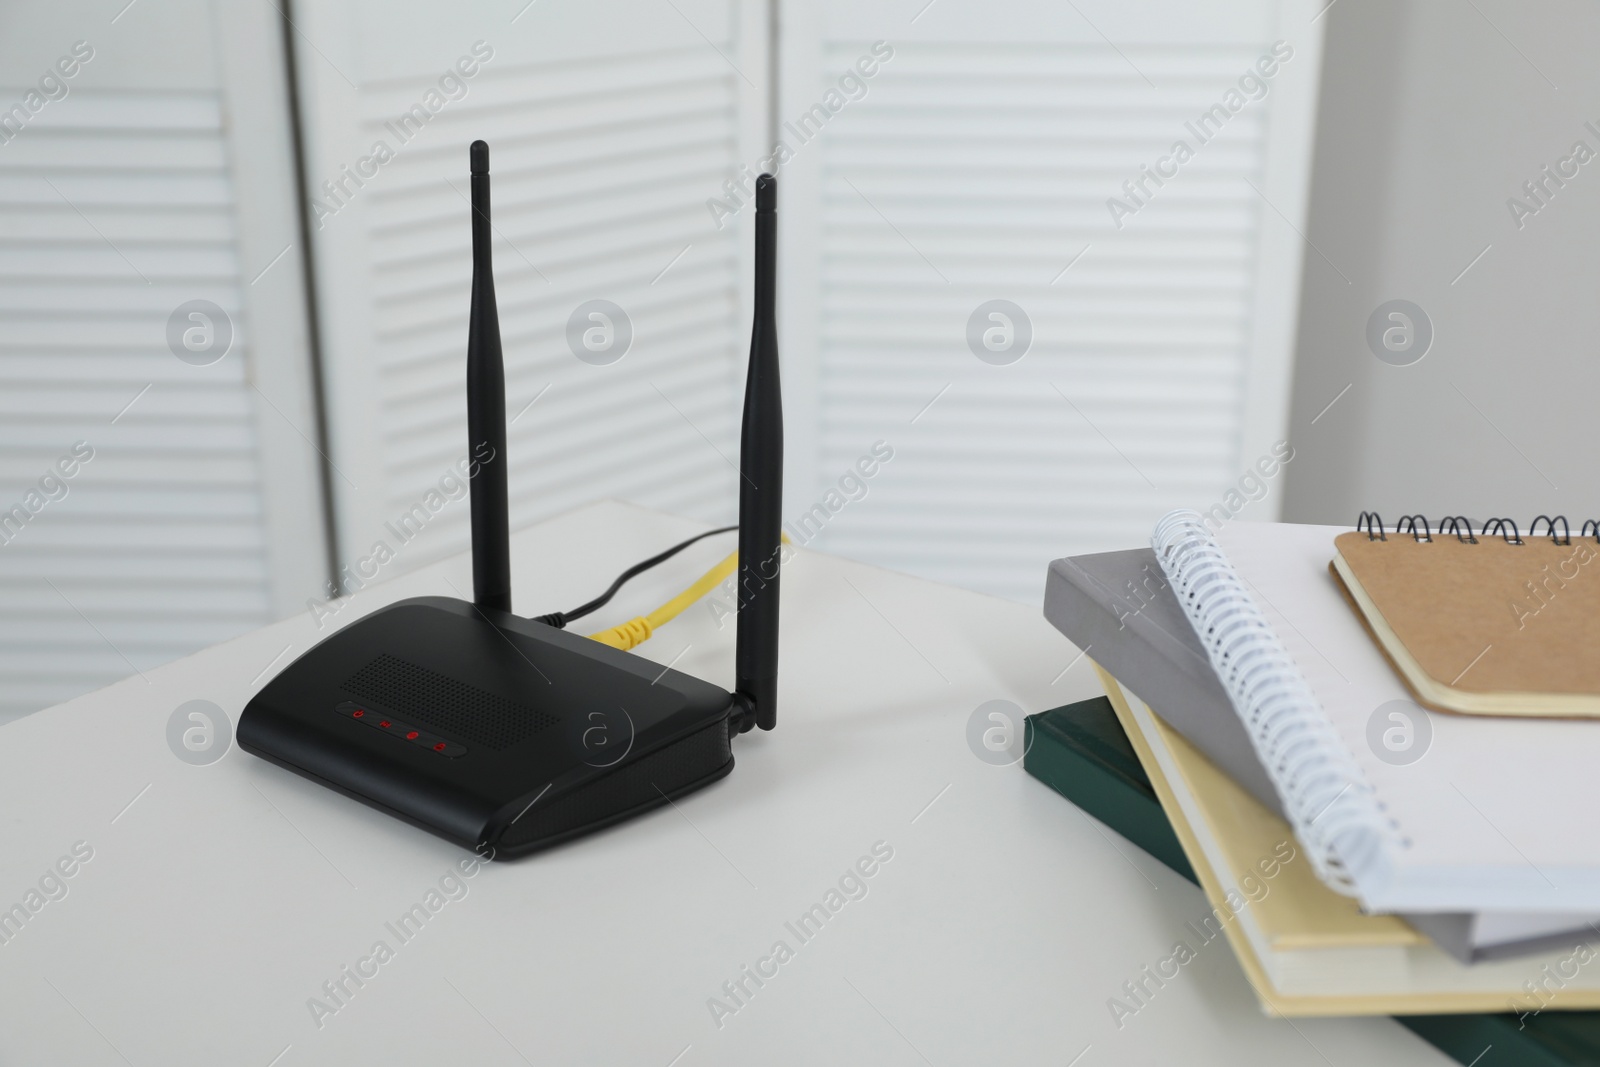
[333,702,467,758]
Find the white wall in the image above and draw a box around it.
[1282,0,1600,529]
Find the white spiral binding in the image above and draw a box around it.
[1151,509,1395,895]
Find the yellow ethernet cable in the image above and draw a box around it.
[588,534,791,651]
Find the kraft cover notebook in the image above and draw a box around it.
[1152,511,1600,915]
[1042,545,1598,962]
[1331,516,1600,717]
[1097,665,1600,1015]
[1023,696,1600,1067]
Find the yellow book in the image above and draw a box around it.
[1097,662,1600,1017]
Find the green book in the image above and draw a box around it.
[1025,697,1600,1067]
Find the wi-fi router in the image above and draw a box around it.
[238,141,782,858]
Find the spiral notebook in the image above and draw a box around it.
[1331,516,1600,717]
[1152,511,1600,914]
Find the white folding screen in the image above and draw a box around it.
[1,0,1325,720]
[290,0,770,591]
[777,0,1324,602]
[0,0,325,721]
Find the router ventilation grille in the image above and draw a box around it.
[342,654,557,751]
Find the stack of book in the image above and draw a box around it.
[1030,510,1600,1066]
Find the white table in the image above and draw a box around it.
[0,501,1450,1065]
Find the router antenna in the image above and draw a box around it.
[467,140,512,613]
[735,174,783,731]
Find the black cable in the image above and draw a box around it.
[531,525,737,629]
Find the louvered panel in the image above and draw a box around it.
[355,42,750,576]
[0,172,233,209]
[2,582,268,613]
[378,269,737,402]
[796,26,1314,603]
[0,549,269,582]
[0,90,275,721]
[387,360,735,482]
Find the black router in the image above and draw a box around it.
[238,142,782,858]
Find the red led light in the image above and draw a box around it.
[338,704,461,756]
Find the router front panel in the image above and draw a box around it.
[239,597,733,851]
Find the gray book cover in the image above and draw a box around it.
[1043,548,1283,816]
